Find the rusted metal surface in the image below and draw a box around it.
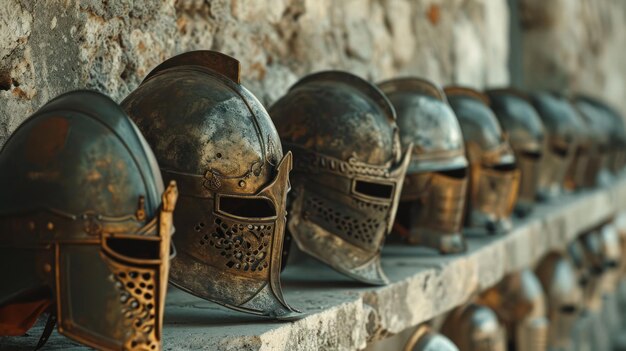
[486,89,545,217]
[445,87,519,235]
[480,269,549,351]
[379,77,468,254]
[122,51,299,319]
[270,71,411,285]
[441,303,507,351]
[0,91,178,351]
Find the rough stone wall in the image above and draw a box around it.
[0,0,510,145]
[519,0,626,113]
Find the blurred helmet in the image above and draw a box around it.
[571,96,612,187]
[441,303,507,351]
[122,51,298,319]
[574,95,626,178]
[379,77,468,254]
[598,223,621,294]
[270,71,411,285]
[404,324,459,351]
[0,91,177,350]
[445,87,519,234]
[486,89,545,216]
[569,234,604,311]
[529,92,583,199]
[480,269,548,351]
[535,253,582,351]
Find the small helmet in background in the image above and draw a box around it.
[445,87,520,235]
[378,77,468,254]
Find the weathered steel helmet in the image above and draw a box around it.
[574,95,626,179]
[378,78,468,254]
[404,324,459,351]
[445,87,519,234]
[529,92,583,200]
[270,71,411,285]
[480,269,548,351]
[535,252,582,351]
[122,51,298,319]
[0,91,178,350]
[598,223,621,295]
[568,234,603,312]
[441,303,507,351]
[571,96,612,187]
[486,89,545,217]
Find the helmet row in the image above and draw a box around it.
[404,218,625,351]
[0,50,623,350]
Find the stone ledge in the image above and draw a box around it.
[3,177,626,351]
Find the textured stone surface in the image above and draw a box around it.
[518,0,626,113]
[0,0,510,146]
[3,176,626,351]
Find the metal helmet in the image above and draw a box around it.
[269,71,411,285]
[574,95,626,178]
[486,89,545,217]
[598,223,621,295]
[0,91,178,350]
[441,303,507,351]
[404,324,460,351]
[121,51,298,319]
[568,234,604,312]
[480,269,548,351]
[487,88,545,216]
[535,252,582,351]
[571,96,612,187]
[378,78,468,254]
[529,92,583,200]
[445,87,519,234]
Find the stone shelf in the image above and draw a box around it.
[3,177,626,351]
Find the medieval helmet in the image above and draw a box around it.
[598,222,621,295]
[0,91,178,350]
[568,235,603,312]
[122,51,298,319]
[529,92,583,200]
[378,77,468,254]
[535,252,582,351]
[445,87,519,235]
[404,324,460,351]
[480,269,549,351]
[441,303,507,351]
[269,71,411,285]
[486,89,545,217]
[571,96,612,188]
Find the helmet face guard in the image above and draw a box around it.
[122,51,298,319]
[165,153,296,317]
[287,144,410,284]
[466,143,520,234]
[400,171,468,253]
[0,91,177,351]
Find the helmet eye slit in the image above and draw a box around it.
[217,195,277,219]
[104,237,161,261]
[353,180,394,200]
[437,167,467,179]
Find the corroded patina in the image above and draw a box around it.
[0,91,177,351]
[445,87,519,235]
[270,71,411,285]
[486,89,545,216]
[122,51,299,319]
[379,77,468,254]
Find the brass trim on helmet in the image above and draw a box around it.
[378,77,446,101]
[444,86,491,105]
